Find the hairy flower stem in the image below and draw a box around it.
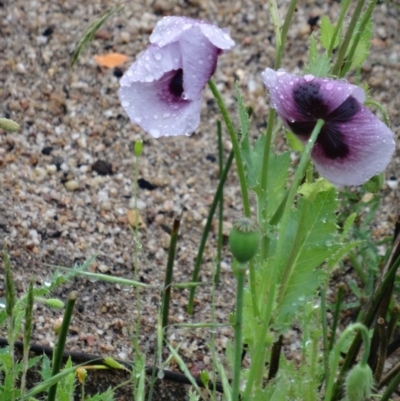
[48,291,78,401]
[208,80,251,218]
[207,80,260,316]
[332,0,367,76]
[327,0,351,57]
[324,323,370,401]
[244,120,324,398]
[260,0,298,261]
[232,265,246,401]
[340,0,378,76]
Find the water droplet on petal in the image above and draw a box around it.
[127,70,133,77]
[304,74,315,82]
[182,23,192,30]
[121,100,130,107]
[163,112,171,119]
[145,75,153,82]
[325,82,334,90]
[153,114,159,120]
[134,117,142,124]
[154,52,162,61]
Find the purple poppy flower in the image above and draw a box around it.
[118,16,235,138]
[262,68,396,186]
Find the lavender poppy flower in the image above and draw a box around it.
[262,68,395,186]
[118,16,235,138]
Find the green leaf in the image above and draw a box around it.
[320,16,339,50]
[327,240,363,270]
[346,18,373,71]
[305,35,331,77]
[277,187,340,322]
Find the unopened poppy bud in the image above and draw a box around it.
[229,218,260,264]
[345,363,374,401]
[77,367,87,384]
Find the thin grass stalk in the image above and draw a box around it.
[232,265,246,401]
[215,120,224,284]
[161,217,181,334]
[379,370,400,401]
[187,150,234,314]
[47,291,78,401]
[331,0,367,76]
[320,287,330,389]
[386,305,400,344]
[373,317,387,382]
[20,279,34,396]
[4,250,16,401]
[207,80,251,217]
[329,284,345,351]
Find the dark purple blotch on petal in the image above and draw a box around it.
[293,82,328,118]
[169,68,184,97]
[289,81,362,160]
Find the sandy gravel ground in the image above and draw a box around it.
[1,0,400,398]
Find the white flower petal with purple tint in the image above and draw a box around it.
[262,68,395,186]
[119,17,235,138]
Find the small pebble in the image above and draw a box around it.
[64,180,79,191]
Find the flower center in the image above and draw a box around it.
[289,81,362,160]
[169,69,184,98]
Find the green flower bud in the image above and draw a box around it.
[229,217,260,264]
[0,118,20,132]
[345,363,374,401]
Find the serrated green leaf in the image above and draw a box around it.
[346,18,373,72]
[306,35,331,77]
[341,212,357,240]
[320,16,339,50]
[327,240,363,270]
[277,188,340,322]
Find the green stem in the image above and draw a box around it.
[187,150,234,314]
[274,0,299,69]
[207,80,259,317]
[331,0,367,76]
[215,121,224,285]
[232,266,246,401]
[324,323,370,401]
[365,99,390,127]
[327,0,352,57]
[20,280,34,396]
[48,291,78,401]
[208,79,251,218]
[320,287,330,391]
[329,284,345,351]
[161,218,181,334]
[380,371,400,401]
[244,120,324,398]
[260,0,298,260]
[340,0,378,76]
